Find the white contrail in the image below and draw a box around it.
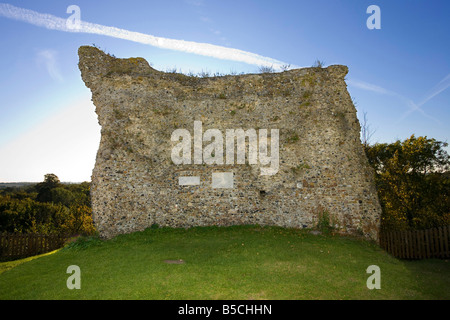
[0,3,293,70]
[416,73,450,108]
[396,73,450,124]
[346,79,395,95]
[347,78,444,125]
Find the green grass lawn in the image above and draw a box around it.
[0,225,448,300]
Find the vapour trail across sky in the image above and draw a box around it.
[347,75,450,125]
[0,3,294,70]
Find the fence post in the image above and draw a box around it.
[384,231,389,256]
[407,230,412,259]
[408,230,413,259]
[445,226,449,258]
[432,228,438,258]
[419,230,424,259]
[429,228,434,258]
[384,232,389,253]
[438,227,444,258]
[37,234,42,255]
[18,234,22,257]
[435,227,439,258]
[21,233,26,256]
[13,234,17,257]
[402,230,408,258]
[50,235,55,251]
[394,230,399,258]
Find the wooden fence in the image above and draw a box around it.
[0,233,71,260]
[379,226,450,259]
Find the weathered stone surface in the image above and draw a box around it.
[78,46,381,240]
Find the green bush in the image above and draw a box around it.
[315,210,334,234]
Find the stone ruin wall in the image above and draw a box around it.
[78,46,381,240]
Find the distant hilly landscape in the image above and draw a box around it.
[0,182,82,189]
[0,182,37,188]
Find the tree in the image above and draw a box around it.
[36,173,61,203]
[51,187,75,207]
[63,205,96,235]
[365,135,450,230]
[361,111,376,150]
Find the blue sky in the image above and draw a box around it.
[0,0,449,182]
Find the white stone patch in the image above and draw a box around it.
[179,176,200,186]
[211,172,234,189]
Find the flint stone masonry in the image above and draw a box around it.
[78,46,381,240]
